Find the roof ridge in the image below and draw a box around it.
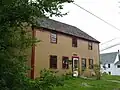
[48,18,78,29]
[101,52,118,55]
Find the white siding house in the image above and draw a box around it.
[100,51,120,75]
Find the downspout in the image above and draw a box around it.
[31,26,35,79]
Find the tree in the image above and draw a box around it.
[0,0,73,89]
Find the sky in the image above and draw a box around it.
[51,0,120,53]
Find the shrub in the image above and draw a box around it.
[93,64,101,80]
[29,69,65,90]
[61,72,73,80]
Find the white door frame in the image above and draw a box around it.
[72,56,79,77]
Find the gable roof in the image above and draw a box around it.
[36,18,100,43]
[115,61,120,65]
[100,52,118,64]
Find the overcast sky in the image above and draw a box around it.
[51,0,120,53]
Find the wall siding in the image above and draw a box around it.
[34,28,100,78]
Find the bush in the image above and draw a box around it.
[61,72,73,80]
[29,69,64,90]
[93,64,101,80]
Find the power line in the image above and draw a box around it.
[100,38,118,45]
[73,2,120,51]
[100,42,120,51]
[73,3,120,32]
[100,37,120,45]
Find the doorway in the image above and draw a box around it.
[72,57,79,77]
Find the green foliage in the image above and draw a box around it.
[29,69,64,90]
[61,72,73,80]
[93,64,101,80]
[0,0,73,90]
[68,59,72,64]
[40,69,64,87]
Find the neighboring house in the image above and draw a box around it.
[29,18,100,79]
[100,51,120,75]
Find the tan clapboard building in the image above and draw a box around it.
[30,18,100,79]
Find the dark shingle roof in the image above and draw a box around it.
[36,18,99,43]
[100,52,118,64]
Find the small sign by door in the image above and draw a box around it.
[72,57,79,77]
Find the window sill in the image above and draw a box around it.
[49,68,57,69]
[62,68,69,69]
[50,42,57,44]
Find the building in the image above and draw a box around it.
[100,51,120,75]
[30,18,100,79]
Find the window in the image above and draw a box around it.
[108,72,111,75]
[89,59,93,69]
[82,58,86,71]
[72,37,77,47]
[103,64,106,70]
[117,65,120,68]
[62,56,69,69]
[50,32,57,43]
[50,55,57,69]
[88,42,93,50]
[108,64,110,68]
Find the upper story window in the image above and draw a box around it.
[88,42,93,50]
[62,56,69,69]
[50,55,57,69]
[82,58,86,71]
[72,37,77,47]
[89,59,93,69]
[108,64,110,68]
[50,32,57,44]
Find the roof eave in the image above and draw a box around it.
[35,26,100,43]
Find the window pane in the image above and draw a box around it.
[50,55,57,69]
[82,58,86,71]
[88,42,92,50]
[108,72,111,75]
[108,64,110,68]
[72,37,77,47]
[89,59,93,69]
[62,57,69,69]
[50,33,57,43]
[117,65,120,68]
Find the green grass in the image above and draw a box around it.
[53,77,120,90]
[102,74,120,81]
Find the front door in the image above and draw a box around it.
[72,57,79,77]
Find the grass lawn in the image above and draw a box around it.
[53,77,120,90]
[102,74,120,81]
